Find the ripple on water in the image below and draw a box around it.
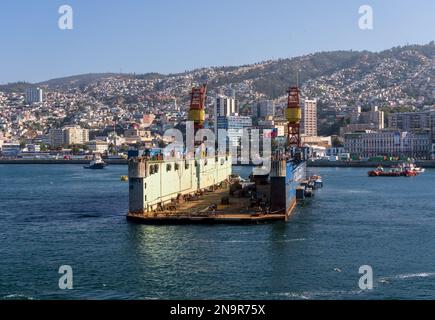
[1,166,435,299]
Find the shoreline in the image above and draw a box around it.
[1,159,435,168]
[0,159,128,165]
[307,160,435,168]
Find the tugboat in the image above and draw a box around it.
[83,154,107,169]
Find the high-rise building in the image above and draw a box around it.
[256,100,275,119]
[26,87,43,104]
[217,115,252,147]
[214,95,238,134]
[215,95,237,117]
[303,99,317,136]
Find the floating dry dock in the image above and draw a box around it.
[127,184,297,225]
[126,154,308,225]
[126,85,313,225]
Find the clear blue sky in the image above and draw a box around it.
[0,0,433,84]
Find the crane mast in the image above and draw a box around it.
[285,86,302,150]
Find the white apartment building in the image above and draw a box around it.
[48,126,89,147]
[26,87,43,104]
[345,130,431,159]
[214,95,238,135]
[63,125,89,145]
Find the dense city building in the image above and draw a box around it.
[46,126,89,147]
[213,94,238,134]
[344,130,431,159]
[48,129,64,148]
[215,95,237,117]
[340,123,382,136]
[216,115,252,147]
[63,125,89,145]
[0,45,433,161]
[0,142,21,157]
[388,111,435,140]
[351,106,385,129]
[256,100,275,119]
[25,87,43,104]
[302,99,318,136]
[340,106,384,136]
[86,140,109,154]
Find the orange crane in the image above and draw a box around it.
[187,84,208,148]
[285,86,302,149]
[188,84,207,133]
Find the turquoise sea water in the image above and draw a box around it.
[1,164,435,300]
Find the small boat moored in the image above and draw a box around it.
[297,175,323,200]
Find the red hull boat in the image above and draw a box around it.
[368,170,417,177]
